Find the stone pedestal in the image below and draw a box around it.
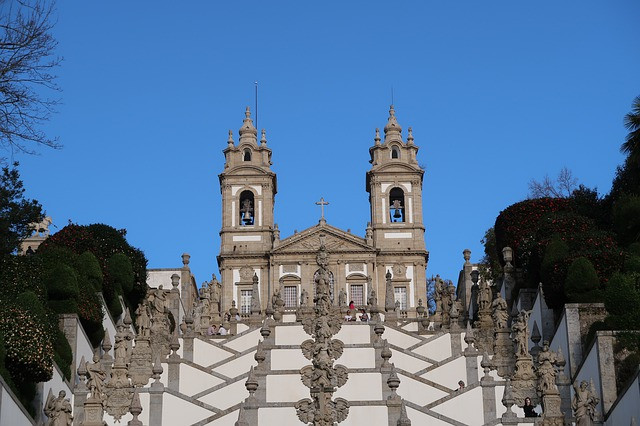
[540,391,564,426]
[492,328,514,378]
[73,388,88,426]
[474,309,494,354]
[129,337,153,387]
[82,397,106,426]
[511,355,538,406]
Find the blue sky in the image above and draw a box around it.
[10,1,640,288]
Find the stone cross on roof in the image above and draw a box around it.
[315,197,329,220]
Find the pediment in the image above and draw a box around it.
[373,162,423,174]
[273,224,375,254]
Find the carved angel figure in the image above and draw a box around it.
[44,390,73,426]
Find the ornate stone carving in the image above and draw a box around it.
[572,379,599,426]
[44,389,73,426]
[296,244,349,425]
[128,335,153,387]
[392,263,405,277]
[239,266,254,281]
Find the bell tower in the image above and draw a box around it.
[218,107,276,313]
[366,106,428,313]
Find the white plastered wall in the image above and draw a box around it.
[412,333,451,361]
[549,314,570,378]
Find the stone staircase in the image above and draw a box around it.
[112,320,511,426]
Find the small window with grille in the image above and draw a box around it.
[350,284,364,306]
[240,289,252,314]
[394,287,407,311]
[284,286,298,308]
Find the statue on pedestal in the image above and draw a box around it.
[44,390,73,426]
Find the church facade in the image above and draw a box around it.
[217,106,429,318]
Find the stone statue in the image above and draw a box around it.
[367,289,377,307]
[114,332,128,365]
[536,340,561,394]
[135,303,150,337]
[86,354,106,401]
[511,311,531,357]
[272,287,283,309]
[572,379,599,426]
[44,390,73,426]
[477,277,491,312]
[300,288,309,306]
[151,285,167,316]
[30,215,53,236]
[491,294,509,329]
[338,288,347,307]
[210,274,221,313]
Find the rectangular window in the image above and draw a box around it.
[240,289,252,314]
[394,287,407,311]
[350,284,364,306]
[284,286,298,308]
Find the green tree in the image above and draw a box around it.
[0,162,43,256]
[622,95,640,165]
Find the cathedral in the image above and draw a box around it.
[217,105,429,318]
[3,108,638,426]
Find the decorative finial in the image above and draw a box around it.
[374,128,381,145]
[260,129,267,146]
[407,127,414,145]
[383,104,402,142]
[239,106,257,140]
[227,130,234,147]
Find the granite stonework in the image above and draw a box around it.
[3,107,637,426]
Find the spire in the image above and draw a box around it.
[407,127,414,145]
[260,129,267,147]
[374,128,381,145]
[227,130,234,147]
[238,106,258,143]
[383,105,402,142]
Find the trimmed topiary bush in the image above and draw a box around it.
[45,264,79,301]
[39,223,148,319]
[565,257,601,302]
[540,235,570,308]
[75,251,103,291]
[107,253,134,295]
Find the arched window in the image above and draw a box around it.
[243,149,252,161]
[391,146,400,159]
[389,187,405,223]
[313,269,334,303]
[239,190,255,226]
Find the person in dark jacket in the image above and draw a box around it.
[523,397,539,417]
